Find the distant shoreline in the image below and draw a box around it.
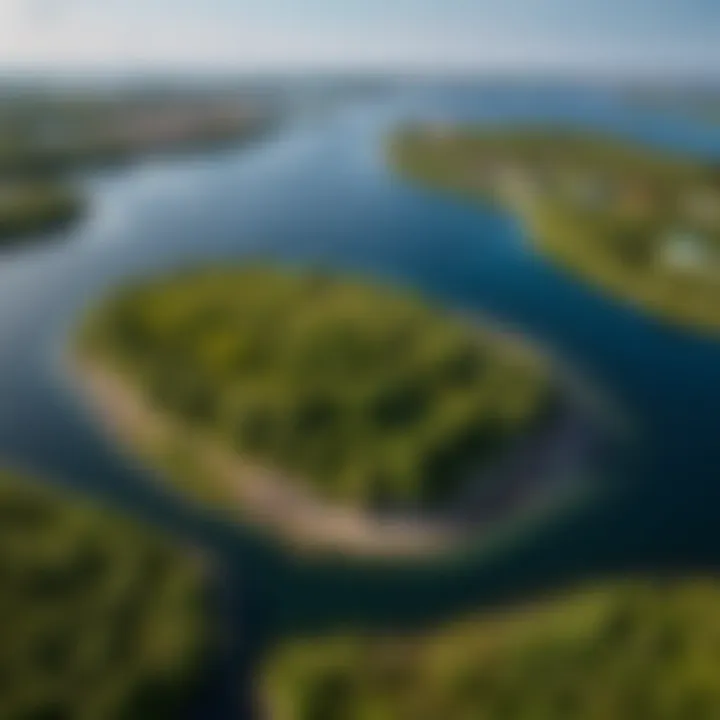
[390,126,720,335]
[0,117,271,248]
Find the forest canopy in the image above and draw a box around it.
[82,266,552,509]
[0,469,208,719]
[264,578,720,720]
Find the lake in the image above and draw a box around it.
[0,82,719,716]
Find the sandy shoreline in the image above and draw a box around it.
[74,358,462,556]
[71,353,599,558]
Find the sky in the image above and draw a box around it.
[0,0,718,77]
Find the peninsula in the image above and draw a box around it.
[391,127,720,333]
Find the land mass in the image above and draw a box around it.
[0,467,208,718]
[263,577,720,719]
[0,91,271,246]
[76,266,563,556]
[0,182,82,245]
[390,126,720,333]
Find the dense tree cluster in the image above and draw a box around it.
[0,183,81,243]
[392,128,720,332]
[0,470,208,718]
[83,267,551,509]
[264,579,720,720]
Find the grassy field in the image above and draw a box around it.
[0,468,209,718]
[390,127,720,333]
[80,266,552,513]
[264,578,720,720]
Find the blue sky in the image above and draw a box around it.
[0,0,718,76]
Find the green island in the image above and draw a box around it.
[0,468,208,718]
[390,127,720,333]
[78,266,553,554]
[264,578,720,719]
[0,91,269,245]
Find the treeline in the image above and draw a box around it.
[0,469,208,718]
[0,117,268,180]
[0,140,130,179]
[82,266,552,509]
[264,579,720,719]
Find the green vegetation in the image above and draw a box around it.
[81,266,551,510]
[0,468,208,718]
[391,127,720,332]
[264,578,720,720]
[0,182,82,243]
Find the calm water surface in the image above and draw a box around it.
[1,84,720,715]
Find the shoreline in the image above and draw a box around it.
[0,191,84,248]
[390,129,720,336]
[70,351,602,559]
[0,119,272,249]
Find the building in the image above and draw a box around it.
[659,230,711,271]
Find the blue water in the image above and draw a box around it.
[1,83,720,715]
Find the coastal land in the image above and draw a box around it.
[0,90,271,245]
[390,127,720,333]
[263,578,720,719]
[75,266,578,557]
[0,182,82,244]
[0,467,208,718]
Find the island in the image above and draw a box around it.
[76,265,558,556]
[0,90,271,246]
[263,578,720,719]
[390,127,720,333]
[0,467,208,718]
